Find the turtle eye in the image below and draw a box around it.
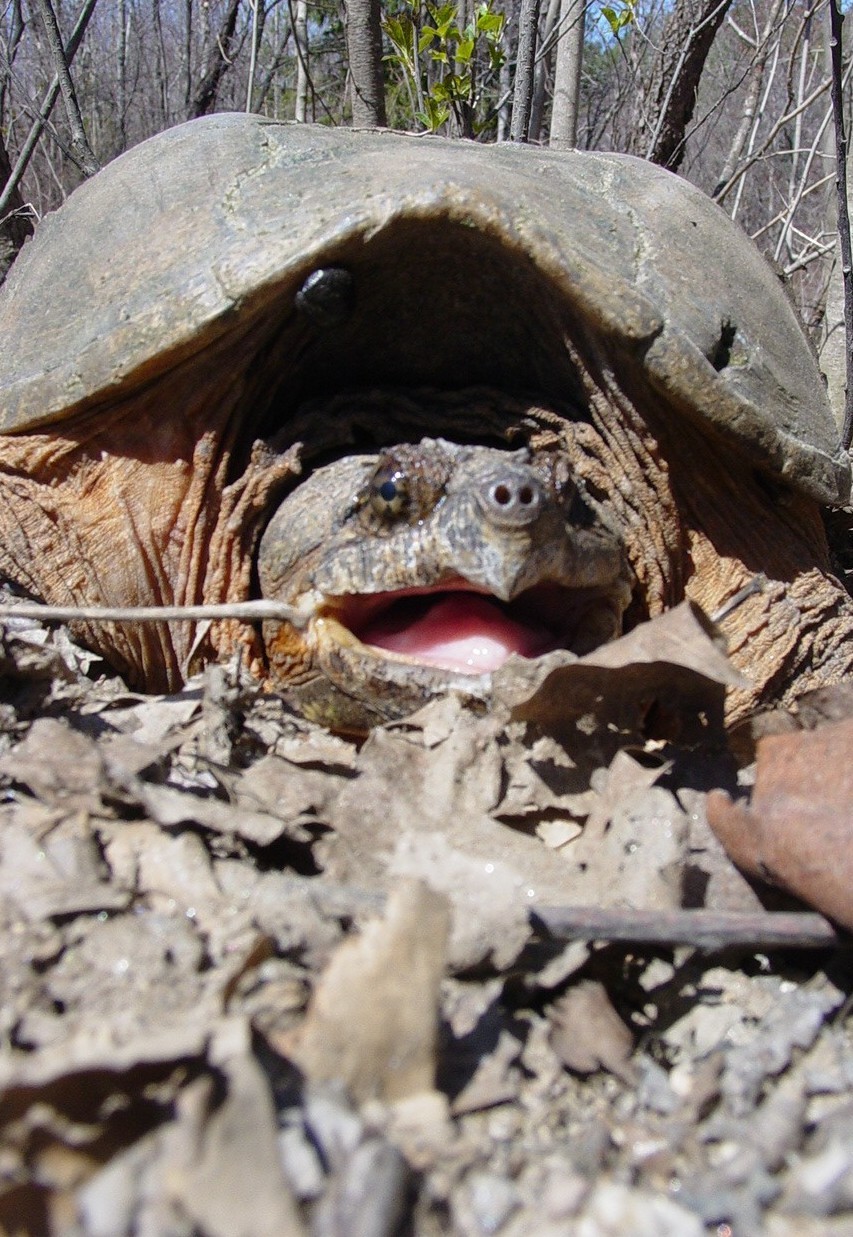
[370,465,409,519]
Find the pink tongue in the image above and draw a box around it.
[360,594,551,674]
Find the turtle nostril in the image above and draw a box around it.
[480,474,544,526]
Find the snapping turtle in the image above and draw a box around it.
[0,114,850,730]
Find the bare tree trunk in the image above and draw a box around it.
[818,13,848,433]
[246,0,261,112]
[497,0,518,140]
[294,0,309,122]
[345,0,387,126]
[629,0,734,171]
[549,0,584,147]
[33,0,100,175]
[712,0,785,197]
[529,0,561,143]
[510,0,541,141]
[0,0,25,118]
[184,0,193,110]
[189,0,242,118]
[117,0,128,151]
[829,0,853,451]
[152,0,170,127]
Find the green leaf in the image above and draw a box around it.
[382,14,416,61]
[476,10,504,36]
[417,96,451,130]
[456,36,475,62]
[601,3,632,33]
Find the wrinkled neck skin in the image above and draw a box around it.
[0,357,294,692]
[0,337,850,722]
[568,353,853,722]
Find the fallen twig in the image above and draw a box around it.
[275,875,846,953]
[0,599,307,627]
[711,573,767,623]
[533,905,844,951]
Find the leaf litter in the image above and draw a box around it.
[0,603,849,1234]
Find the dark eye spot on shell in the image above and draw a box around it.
[295,267,355,328]
[370,465,409,518]
[711,320,738,371]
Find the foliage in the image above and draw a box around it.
[598,0,634,39]
[383,0,505,133]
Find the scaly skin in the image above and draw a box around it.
[257,437,631,730]
[0,381,849,729]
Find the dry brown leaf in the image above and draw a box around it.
[137,780,303,846]
[320,708,590,904]
[234,752,350,827]
[556,751,688,910]
[388,833,532,971]
[159,1046,305,1237]
[450,1029,523,1115]
[494,601,743,743]
[0,718,105,810]
[283,880,450,1105]
[101,692,202,745]
[548,980,636,1083]
[707,718,853,929]
[0,814,129,921]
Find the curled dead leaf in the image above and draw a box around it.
[707,718,853,930]
[282,880,450,1105]
[493,601,743,744]
[548,980,636,1083]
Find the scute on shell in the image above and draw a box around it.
[0,114,847,506]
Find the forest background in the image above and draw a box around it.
[0,0,850,371]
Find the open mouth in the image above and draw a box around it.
[323,582,593,675]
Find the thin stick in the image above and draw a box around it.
[246,0,260,113]
[272,875,845,952]
[533,906,844,951]
[710,572,767,623]
[0,600,307,627]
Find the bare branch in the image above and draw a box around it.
[0,0,98,226]
[0,599,309,628]
[533,906,845,951]
[715,70,833,204]
[32,0,100,176]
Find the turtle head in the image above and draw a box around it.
[257,435,630,730]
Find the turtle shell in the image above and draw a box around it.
[0,113,848,505]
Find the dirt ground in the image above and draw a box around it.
[0,603,850,1236]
